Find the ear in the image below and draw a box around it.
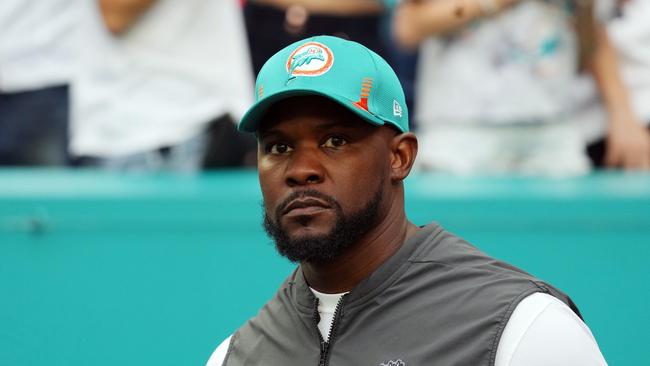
[389,132,418,182]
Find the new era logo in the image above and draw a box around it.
[380,359,405,366]
[393,100,403,117]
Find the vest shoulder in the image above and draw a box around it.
[412,225,535,278]
[406,224,579,316]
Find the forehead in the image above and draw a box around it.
[257,96,373,136]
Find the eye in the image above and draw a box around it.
[269,143,293,155]
[322,136,347,148]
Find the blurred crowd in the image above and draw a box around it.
[1,0,648,175]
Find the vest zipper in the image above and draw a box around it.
[314,294,348,366]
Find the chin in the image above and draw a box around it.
[282,212,335,236]
[285,223,334,241]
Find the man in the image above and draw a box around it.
[207,36,607,365]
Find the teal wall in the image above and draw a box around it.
[1,169,649,365]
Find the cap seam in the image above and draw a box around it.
[363,46,382,123]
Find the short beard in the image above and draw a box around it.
[263,186,384,265]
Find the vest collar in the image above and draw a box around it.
[289,223,443,314]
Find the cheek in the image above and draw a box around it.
[352,147,389,181]
[333,156,387,210]
[258,162,283,209]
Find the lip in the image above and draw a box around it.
[281,197,331,216]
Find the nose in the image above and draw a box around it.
[285,147,324,187]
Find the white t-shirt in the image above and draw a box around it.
[206,291,607,366]
[413,0,617,173]
[607,0,650,123]
[71,0,254,157]
[415,0,614,128]
[0,0,79,92]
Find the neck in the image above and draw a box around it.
[301,192,419,294]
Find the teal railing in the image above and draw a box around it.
[1,169,649,365]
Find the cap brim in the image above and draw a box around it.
[238,88,386,133]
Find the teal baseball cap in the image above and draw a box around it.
[238,35,408,133]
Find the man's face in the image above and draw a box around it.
[257,96,395,264]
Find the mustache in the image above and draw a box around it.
[274,189,339,218]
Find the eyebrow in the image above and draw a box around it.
[258,119,355,140]
[257,129,281,141]
[314,120,352,131]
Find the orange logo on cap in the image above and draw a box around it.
[286,42,334,77]
[353,77,373,112]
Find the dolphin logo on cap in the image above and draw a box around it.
[289,47,325,76]
[286,41,334,78]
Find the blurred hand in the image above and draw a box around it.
[392,0,521,50]
[393,1,424,51]
[605,112,650,170]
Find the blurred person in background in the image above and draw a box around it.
[71,0,255,171]
[384,0,422,128]
[243,0,388,75]
[0,1,78,166]
[586,0,650,169]
[393,0,645,175]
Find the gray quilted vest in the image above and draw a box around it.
[223,223,581,366]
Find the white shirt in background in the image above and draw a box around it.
[413,0,617,174]
[71,0,254,157]
[0,0,79,92]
